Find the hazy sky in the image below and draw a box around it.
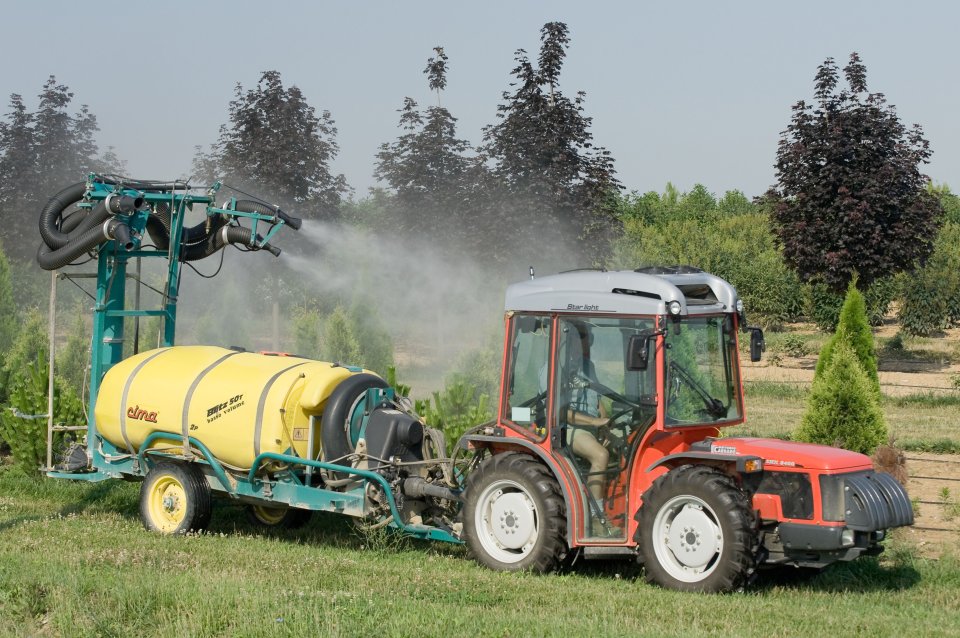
[2,0,957,199]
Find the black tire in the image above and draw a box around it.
[463,452,567,572]
[321,373,389,479]
[139,462,212,535]
[635,464,757,593]
[245,504,313,529]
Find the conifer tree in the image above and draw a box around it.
[796,340,886,454]
[814,280,880,393]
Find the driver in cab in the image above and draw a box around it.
[564,322,610,502]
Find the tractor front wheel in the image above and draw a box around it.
[636,464,757,592]
[140,462,212,534]
[463,453,567,572]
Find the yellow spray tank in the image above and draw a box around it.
[94,345,366,469]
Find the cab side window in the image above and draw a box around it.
[504,315,551,433]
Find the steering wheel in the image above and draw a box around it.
[519,389,547,409]
[576,375,644,410]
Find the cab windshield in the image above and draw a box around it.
[664,315,742,426]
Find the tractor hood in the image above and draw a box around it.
[716,437,874,472]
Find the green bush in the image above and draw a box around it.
[0,309,48,406]
[0,241,15,356]
[0,359,86,474]
[291,306,322,358]
[899,268,951,337]
[898,222,960,336]
[773,334,810,358]
[57,307,89,395]
[348,296,394,377]
[805,278,895,331]
[611,211,804,327]
[815,281,880,392]
[419,379,492,446]
[322,305,362,365]
[795,340,887,454]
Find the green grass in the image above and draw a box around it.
[1,471,959,637]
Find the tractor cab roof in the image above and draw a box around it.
[504,266,740,316]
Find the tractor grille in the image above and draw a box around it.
[820,471,914,530]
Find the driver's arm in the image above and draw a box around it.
[567,408,607,427]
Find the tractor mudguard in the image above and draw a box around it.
[461,434,575,545]
[646,451,763,476]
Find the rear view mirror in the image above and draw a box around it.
[627,330,661,371]
[749,328,765,362]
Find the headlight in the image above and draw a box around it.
[841,529,855,547]
[736,299,744,313]
[667,300,682,316]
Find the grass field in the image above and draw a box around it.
[0,470,958,638]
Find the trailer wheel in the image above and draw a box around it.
[636,465,757,592]
[463,453,567,572]
[140,462,212,535]
[245,504,313,529]
[321,373,389,479]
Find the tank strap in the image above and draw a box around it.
[181,351,242,457]
[254,362,310,456]
[119,349,171,455]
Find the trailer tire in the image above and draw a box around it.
[463,452,567,572]
[636,464,757,593]
[140,462,212,535]
[321,373,388,479]
[245,504,313,529]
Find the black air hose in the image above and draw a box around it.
[93,176,189,192]
[145,202,230,251]
[37,219,132,270]
[180,224,279,261]
[38,182,89,249]
[145,202,172,250]
[234,200,302,231]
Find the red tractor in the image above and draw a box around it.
[459,266,913,591]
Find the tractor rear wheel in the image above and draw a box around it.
[463,453,567,572]
[636,464,757,592]
[245,504,313,529]
[140,462,212,535]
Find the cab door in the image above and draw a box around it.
[551,316,658,541]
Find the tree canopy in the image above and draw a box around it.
[196,70,348,221]
[770,53,942,292]
[375,48,475,248]
[0,77,121,262]
[481,22,620,261]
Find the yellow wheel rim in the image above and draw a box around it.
[251,505,287,525]
[148,475,187,533]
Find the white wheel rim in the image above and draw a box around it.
[474,479,540,564]
[652,495,723,583]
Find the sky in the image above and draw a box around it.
[1,0,958,200]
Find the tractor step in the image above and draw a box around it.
[582,546,636,560]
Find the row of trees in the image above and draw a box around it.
[0,26,952,468]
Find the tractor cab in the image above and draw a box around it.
[493,267,758,544]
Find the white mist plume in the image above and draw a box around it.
[283,220,508,374]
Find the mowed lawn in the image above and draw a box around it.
[0,471,958,638]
